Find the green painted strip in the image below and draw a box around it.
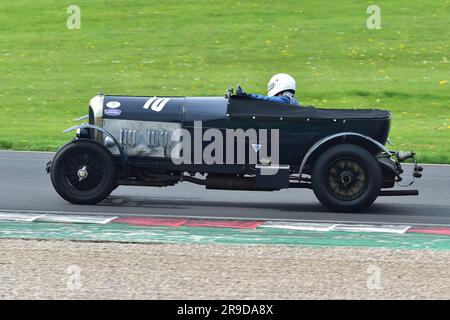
[0,221,450,250]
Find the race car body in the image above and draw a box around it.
[46,93,423,212]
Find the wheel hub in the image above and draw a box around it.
[77,166,89,181]
[340,171,354,186]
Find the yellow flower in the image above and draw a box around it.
[439,80,448,85]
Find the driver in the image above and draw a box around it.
[235,73,299,106]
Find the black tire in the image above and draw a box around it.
[311,144,382,212]
[50,140,116,205]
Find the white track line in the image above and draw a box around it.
[332,224,411,234]
[261,221,338,232]
[36,214,118,224]
[0,213,46,222]
[0,211,117,224]
[261,222,412,234]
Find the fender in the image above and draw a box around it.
[63,123,128,177]
[299,132,392,178]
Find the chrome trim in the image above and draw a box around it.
[89,94,104,121]
[120,129,125,144]
[119,129,138,146]
[104,137,115,147]
[146,129,174,148]
[298,132,391,178]
[131,130,136,146]
[103,119,181,158]
[63,123,127,166]
[89,94,104,141]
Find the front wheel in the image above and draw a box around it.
[311,144,382,212]
[50,140,116,204]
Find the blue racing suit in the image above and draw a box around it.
[247,93,299,106]
[235,86,299,106]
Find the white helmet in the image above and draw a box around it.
[267,73,296,97]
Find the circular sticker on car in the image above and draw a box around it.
[106,101,121,109]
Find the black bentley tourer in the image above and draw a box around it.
[46,92,422,212]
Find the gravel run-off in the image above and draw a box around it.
[0,239,449,299]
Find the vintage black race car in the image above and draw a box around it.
[46,91,423,212]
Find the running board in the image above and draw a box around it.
[379,190,419,196]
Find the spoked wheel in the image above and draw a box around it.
[50,140,116,204]
[312,144,382,212]
[326,158,368,201]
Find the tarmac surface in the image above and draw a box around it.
[0,151,449,227]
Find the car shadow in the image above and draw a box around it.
[97,195,445,217]
[99,195,326,212]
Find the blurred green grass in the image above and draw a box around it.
[0,0,449,163]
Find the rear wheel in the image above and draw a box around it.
[311,144,382,212]
[50,140,116,204]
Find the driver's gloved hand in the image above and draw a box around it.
[236,85,247,96]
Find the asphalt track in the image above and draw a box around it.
[0,151,449,227]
